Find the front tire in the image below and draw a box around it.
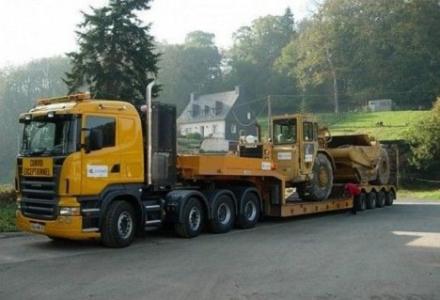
[298,153,334,201]
[175,197,204,238]
[101,201,136,248]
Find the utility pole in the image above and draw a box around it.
[267,95,272,141]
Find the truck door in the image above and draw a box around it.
[299,121,318,175]
[272,118,299,182]
[81,114,121,195]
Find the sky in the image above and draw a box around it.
[0,0,317,67]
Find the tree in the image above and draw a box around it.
[225,8,297,102]
[0,57,70,183]
[157,31,222,112]
[65,0,158,105]
[277,0,440,112]
[407,98,440,175]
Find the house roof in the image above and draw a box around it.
[177,89,240,124]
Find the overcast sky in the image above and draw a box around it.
[0,0,316,67]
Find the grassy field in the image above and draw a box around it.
[258,110,431,141]
[317,110,430,141]
[0,185,16,232]
[398,188,440,201]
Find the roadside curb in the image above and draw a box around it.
[0,231,27,239]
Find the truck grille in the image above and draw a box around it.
[18,159,62,220]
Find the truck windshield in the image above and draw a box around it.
[20,116,78,156]
[274,119,297,145]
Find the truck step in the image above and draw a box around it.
[145,219,162,225]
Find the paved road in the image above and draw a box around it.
[1,202,439,300]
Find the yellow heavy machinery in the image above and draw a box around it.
[15,90,397,247]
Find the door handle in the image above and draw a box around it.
[111,164,120,173]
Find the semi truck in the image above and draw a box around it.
[15,90,397,247]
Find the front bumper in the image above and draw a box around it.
[16,211,100,240]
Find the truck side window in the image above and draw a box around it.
[85,116,116,148]
[274,119,297,145]
[303,122,314,141]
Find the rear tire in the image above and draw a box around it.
[376,191,386,208]
[356,192,367,212]
[385,191,395,206]
[298,153,334,201]
[209,194,236,233]
[366,192,377,209]
[373,148,390,185]
[101,201,136,248]
[175,197,204,238]
[237,192,260,229]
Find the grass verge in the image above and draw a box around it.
[0,185,16,232]
[398,189,440,201]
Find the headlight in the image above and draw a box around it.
[59,207,81,216]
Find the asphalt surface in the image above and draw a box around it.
[1,202,439,300]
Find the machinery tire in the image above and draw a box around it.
[175,197,204,238]
[373,148,390,185]
[376,191,386,208]
[298,153,334,201]
[356,192,367,212]
[209,194,236,234]
[237,192,260,229]
[101,201,136,248]
[366,192,377,209]
[385,191,395,206]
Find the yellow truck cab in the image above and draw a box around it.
[16,93,176,246]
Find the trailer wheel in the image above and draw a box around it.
[385,191,395,206]
[372,148,390,185]
[366,192,377,209]
[101,200,136,248]
[175,197,204,238]
[210,194,236,234]
[376,191,386,208]
[356,192,367,212]
[298,153,334,201]
[237,192,260,229]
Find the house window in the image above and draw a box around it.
[231,123,237,134]
[204,105,210,116]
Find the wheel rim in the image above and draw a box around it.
[117,211,133,240]
[244,201,257,221]
[217,203,232,225]
[188,206,201,231]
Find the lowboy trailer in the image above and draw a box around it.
[16,92,397,247]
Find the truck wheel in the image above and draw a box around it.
[210,194,236,233]
[298,153,333,201]
[366,192,377,209]
[355,192,367,212]
[175,197,204,238]
[376,191,386,208]
[237,192,260,229]
[101,201,136,248]
[373,148,390,185]
[385,191,395,206]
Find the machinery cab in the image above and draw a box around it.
[271,114,319,184]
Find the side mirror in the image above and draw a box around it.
[88,128,104,152]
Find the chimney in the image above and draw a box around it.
[190,93,195,102]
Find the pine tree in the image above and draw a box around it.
[65,0,158,105]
